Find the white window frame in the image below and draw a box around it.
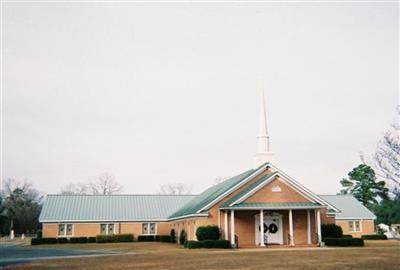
[100,223,115,235]
[58,223,74,237]
[142,222,157,235]
[348,220,362,232]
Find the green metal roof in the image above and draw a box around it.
[320,195,376,219]
[221,202,322,210]
[39,194,196,222]
[221,172,276,207]
[168,168,257,219]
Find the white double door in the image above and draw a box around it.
[255,212,283,245]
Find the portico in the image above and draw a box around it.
[221,203,324,247]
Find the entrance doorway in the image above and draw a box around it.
[255,212,283,245]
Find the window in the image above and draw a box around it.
[142,223,156,235]
[348,220,362,232]
[108,224,114,235]
[58,224,65,236]
[66,224,73,236]
[58,224,73,236]
[100,224,114,235]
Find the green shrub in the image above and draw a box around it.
[336,238,349,246]
[87,237,97,243]
[342,234,353,238]
[323,237,364,247]
[116,234,134,242]
[69,237,88,243]
[201,240,215,248]
[96,235,113,243]
[170,229,176,243]
[323,237,338,246]
[41,238,57,244]
[159,235,171,242]
[348,238,364,246]
[186,240,203,249]
[56,238,69,244]
[96,234,134,243]
[31,238,42,245]
[138,235,155,241]
[179,229,187,245]
[36,230,43,239]
[196,225,220,241]
[213,240,231,249]
[321,224,343,238]
[183,240,188,248]
[361,234,387,240]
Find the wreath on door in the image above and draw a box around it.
[258,223,268,233]
[268,223,278,234]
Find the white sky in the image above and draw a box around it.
[2,2,399,195]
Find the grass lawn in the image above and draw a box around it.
[10,240,400,270]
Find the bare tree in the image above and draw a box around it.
[159,183,192,195]
[59,183,88,195]
[373,108,400,189]
[88,173,123,195]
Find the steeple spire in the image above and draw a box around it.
[254,89,274,168]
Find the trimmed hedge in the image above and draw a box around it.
[31,235,134,245]
[342,234,353,238]
[213,240,231,249]
[69,237,88,243]
[56,238,69,244]
[88,237,97,243]
[42,238,58,244]
[361,234,388,240]
[196,225,220,241]
[31,238,42,245]
[159,235,171,242]
[36,230,42,239]
[323,237,364,247]
[138,235,155,242]
[321,224,343,238]
[184,240,231,249]
[186,240,203,249]
[96,234,134,243]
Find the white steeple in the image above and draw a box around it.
[254,90,274,168]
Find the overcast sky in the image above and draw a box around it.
[2,2,399,195]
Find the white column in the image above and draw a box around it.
[317,209,321,243]
[230,210,235,246]
[307,210,311,244]
[260,210,265,246]
[224,211,229,240]
[289,209,294,246]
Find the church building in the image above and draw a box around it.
[39,92,376,247]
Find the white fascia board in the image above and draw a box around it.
[220,205,327,210]
[40,218,170,223]
[268,164,341,213]
[228,172,279,206]
[195,163,270,214]
[335,217,376,220]
[167,213,209,221]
